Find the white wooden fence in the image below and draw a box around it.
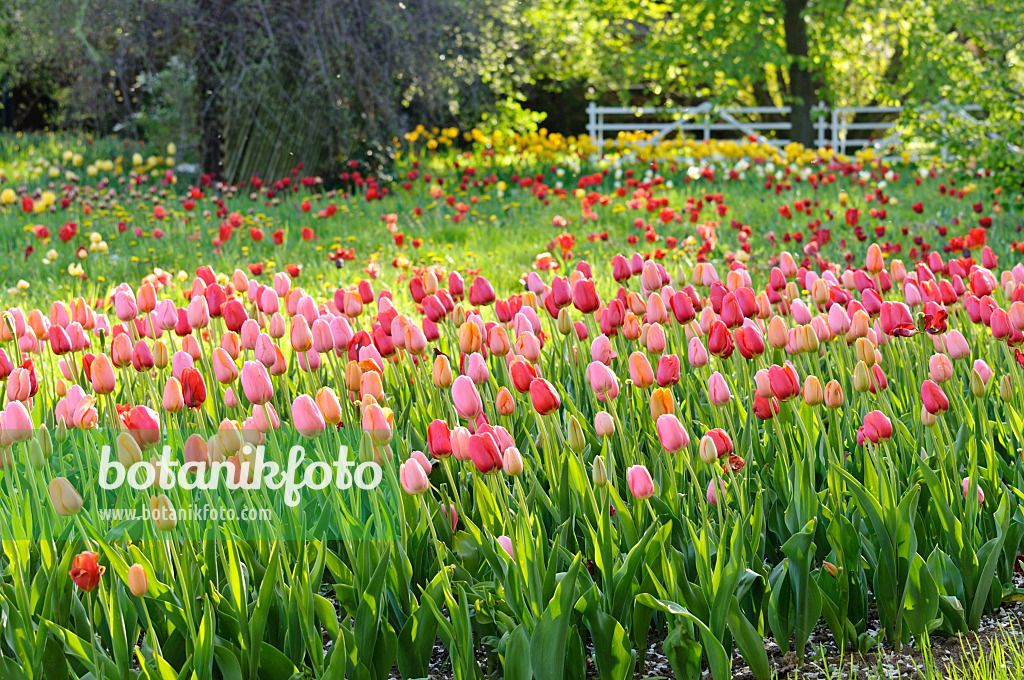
[585,101,984,155]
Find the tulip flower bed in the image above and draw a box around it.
[1,129,1024,680]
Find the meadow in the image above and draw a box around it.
[1,127,1023,680]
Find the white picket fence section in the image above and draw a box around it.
[585,101,984,156]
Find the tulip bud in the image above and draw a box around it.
[592,455,608,488]
[55,419,69,443]
[854,337,876,366]
[594,411,615,438]
[28,438,46,468]
[1002,375,1013,402]
[495,387,516,417]
[149,494,177,530]
[853,361,872,393]
[824,380,844,409]
[48,477,83,516]
[117,432,144,468]
[153,339,169,369]
[36,423,52,459]
[649,387,674,420]
[823,561,839,578]
[502,447,524,476]
[567,416,586,454]
[698,435,718,465]
[971,369,986,397]
[432,355,453,389]
[802,376,823,406]
[128,563,149,597]
[921,405,937,427]
[767,316,788,350]
[556,308,573,335]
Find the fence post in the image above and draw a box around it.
[831,108,840,155]
[814,102,827,149]
[587,102,597,145]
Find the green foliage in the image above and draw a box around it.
[0,0,1021,178]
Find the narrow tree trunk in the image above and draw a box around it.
[196,0,224,178]
[783,0,814,146]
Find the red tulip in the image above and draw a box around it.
[704,428,734,457]
[572,279,600,314]
[767,363,800,401]
[508,356,538,393]
[921,379,949,415]
[69,551,105,592]
[427,420,452,458]
[858,410,893,445]
[735,324,765,359]
[119,404,161,450]
[180,367,207,409]
[707,320,733,358]
[656,354,680,387]
[753,393,780,420]
[468,276,495,306]
[529,378,561,415]
[468,431,503,473]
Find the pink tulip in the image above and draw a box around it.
[409,450,433,475]
[962,477,984,504]
[656,414,690,452]
[427,420,452,458]
[594,411,615,438]
[186,295,210,329]
[446,504,459,532]
[452,375,483,421]
[121,404,161,450]
[929,354,954,382]
[362,403,393,445]
[91,354,116,395]
[465,353,490,385]
[628,352,655,388]
[707,478,725,506]
[400,461,430,495]
[211,347,239,384]
[626,465,655,499]
[973,359,993,385]
[3,401,33,443]
[113,290,138,321]
[587,361,619,401]
[687,337,709,368]
[497,535,515,559]
[292,394,326,439]
[241,361,274,405]
[590,334,617,364]
[5,368,31,402]
[529,378,561,415]
[468,431,502,473]
[707,371,731,406]
[451,426,471,461]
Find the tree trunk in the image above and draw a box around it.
[783,0,815,146]
[196,0,225,178]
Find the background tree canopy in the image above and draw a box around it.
[0,0,1020,181]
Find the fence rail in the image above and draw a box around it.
[585,102,984,156]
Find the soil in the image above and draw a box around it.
[379,596,1024,679]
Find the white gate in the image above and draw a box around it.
[584,101,984,155]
